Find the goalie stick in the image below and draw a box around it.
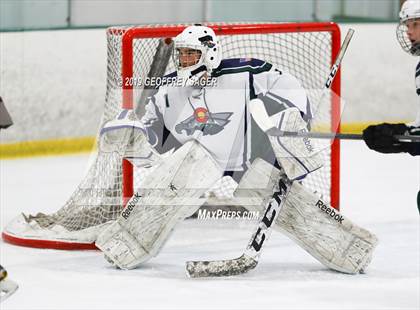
[124,37,173,206]
[187,177,289,277]
[271,131,420,142]
[185,28,355,278]
[135,37,173,118]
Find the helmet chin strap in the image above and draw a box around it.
[178,65,208,86]
[190,65,207,77]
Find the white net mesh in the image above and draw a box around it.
[3,23,340,248]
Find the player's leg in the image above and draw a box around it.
[95,140,223,269]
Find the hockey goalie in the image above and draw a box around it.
[95,25,378,275]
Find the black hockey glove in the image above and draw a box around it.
[362,123,412,154]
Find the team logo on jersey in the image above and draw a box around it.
[175,108,233,136]
[194,107,209,123]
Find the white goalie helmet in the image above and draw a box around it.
[396,0,420,56]
[173,24,222,81]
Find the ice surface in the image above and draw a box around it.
[0,141,419,309]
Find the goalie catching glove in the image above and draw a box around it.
[99,109,163,165]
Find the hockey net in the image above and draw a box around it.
[2,22,341,250]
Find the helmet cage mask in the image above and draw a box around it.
[173,45,206,78]
[396,0,420,56]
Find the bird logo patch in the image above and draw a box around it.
[175,109,233,136]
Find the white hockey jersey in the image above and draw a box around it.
[141,58,310,172]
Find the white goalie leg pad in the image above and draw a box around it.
[268,107,323,180]
[204,176,238,200]
[95,140,223,269]
[276,181,378,274]
[237,160,378,274]
[234,158,282,212]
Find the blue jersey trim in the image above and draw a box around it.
[212,58,272,77]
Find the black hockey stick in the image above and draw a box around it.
[263,127,420,142]
[185,29,355,278]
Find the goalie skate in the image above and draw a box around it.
[95,141,223,269]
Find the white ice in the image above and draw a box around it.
[0,141,419,310]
